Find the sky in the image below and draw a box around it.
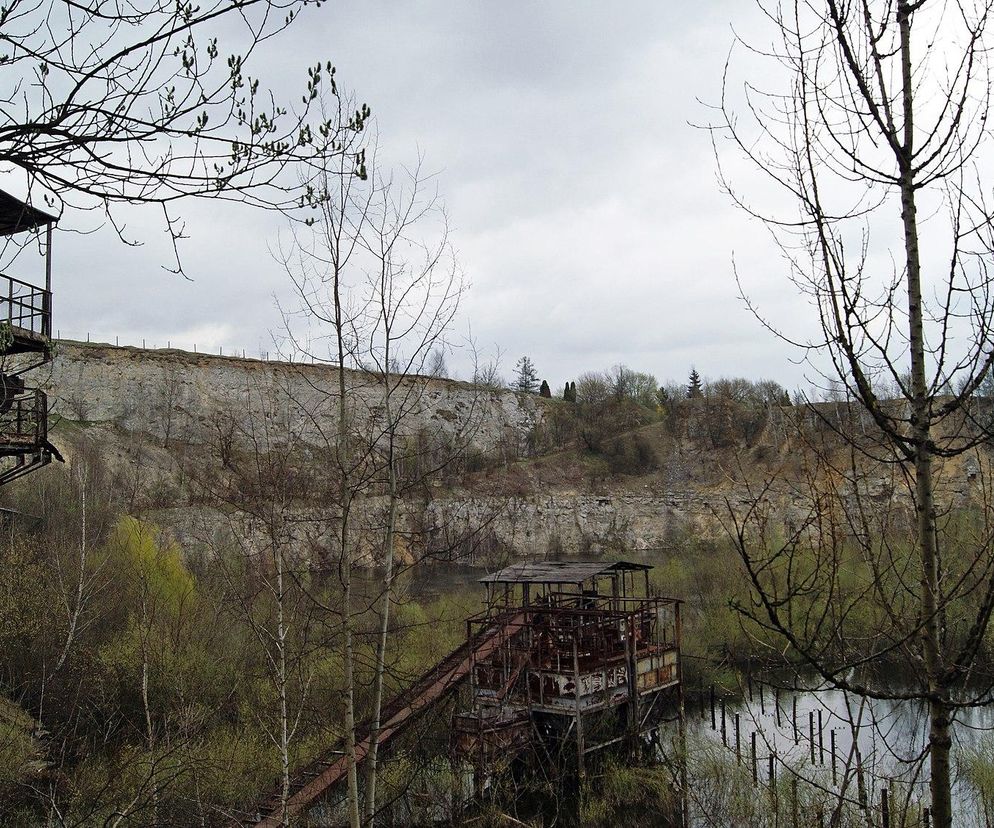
[42,2,827,391]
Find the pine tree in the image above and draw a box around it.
[687,368,703,399]
[514,356,539,393]
[539,380,551,398]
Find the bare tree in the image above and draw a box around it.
[49,439,113,678]
[0,0,368,272]
[713,2,994,825]
[426,348,448,379]
[275,102,373,828]
[471,345,506,391]
[273,137,472,826]
[356,160,462,827]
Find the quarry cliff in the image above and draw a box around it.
[40,340,545,455]
[23,340,992,566]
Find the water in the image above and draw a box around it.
[687,682,994,826]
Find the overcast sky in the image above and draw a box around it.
[46,2,825,391]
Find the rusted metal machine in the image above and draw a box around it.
[454,560,682,778]
[0,189,61,487]
[241,560,682,826]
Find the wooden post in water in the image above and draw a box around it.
[735,713,742,765]
[721,700,727,747]
[710,685,715,729]
[809,712,816,765]
[768,752,778,824]
[793,696,798,745]
[776,688,782,728]
[818,709,824,764]
[700,688,705,719]
[830,729,837,786]
[881,788,890,828]
[748,674,753,702]
[751,731,758,786]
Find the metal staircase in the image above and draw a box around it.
[240,611,528,827]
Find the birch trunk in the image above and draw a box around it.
[53,463,87,675]
[897,5,952,824]
[362,357,399,826]
[275,539,291,826]
[333,256,361,828]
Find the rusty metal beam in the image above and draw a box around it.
[248,612,528,828]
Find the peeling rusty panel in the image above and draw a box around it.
[452,712,531,763]
[636,660,678,692]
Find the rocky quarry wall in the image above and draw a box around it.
[38,341,544,456]
[33,341,974,567]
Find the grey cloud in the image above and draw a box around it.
[47,1,814,391]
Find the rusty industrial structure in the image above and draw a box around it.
[242,560,682,827]
[455,560,682,777]
[0,190,60,487]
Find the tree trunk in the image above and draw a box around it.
[363,362,399,826]
[898,4,952,824]
[275,539,291,826]
[141,593,159,827]
[334,260,362,828]
[54,462,87,675]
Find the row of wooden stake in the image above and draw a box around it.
[698,684,932,828]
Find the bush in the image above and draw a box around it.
[602,433,658,475]
[581,760,680,827]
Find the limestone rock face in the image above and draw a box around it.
[40,341,544,456]
[37,341,983,569]
[422,492,703,559]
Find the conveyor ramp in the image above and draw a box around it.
[242,611,526,827]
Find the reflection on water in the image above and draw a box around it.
[688,683,994,826]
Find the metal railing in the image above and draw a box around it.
[0,388,47,451]
[0,273,50,338]
[465,598,681,708]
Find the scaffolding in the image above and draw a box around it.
[0,189,60,487]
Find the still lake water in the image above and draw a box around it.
[689,683,994,826]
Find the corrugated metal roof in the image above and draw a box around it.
[479,560,652,585]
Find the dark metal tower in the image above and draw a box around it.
[0,190,61,487]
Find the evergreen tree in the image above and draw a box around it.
[514,356,539,393]
[563,381,577,403]
[687,368,703,399]
[539,380,551,398]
